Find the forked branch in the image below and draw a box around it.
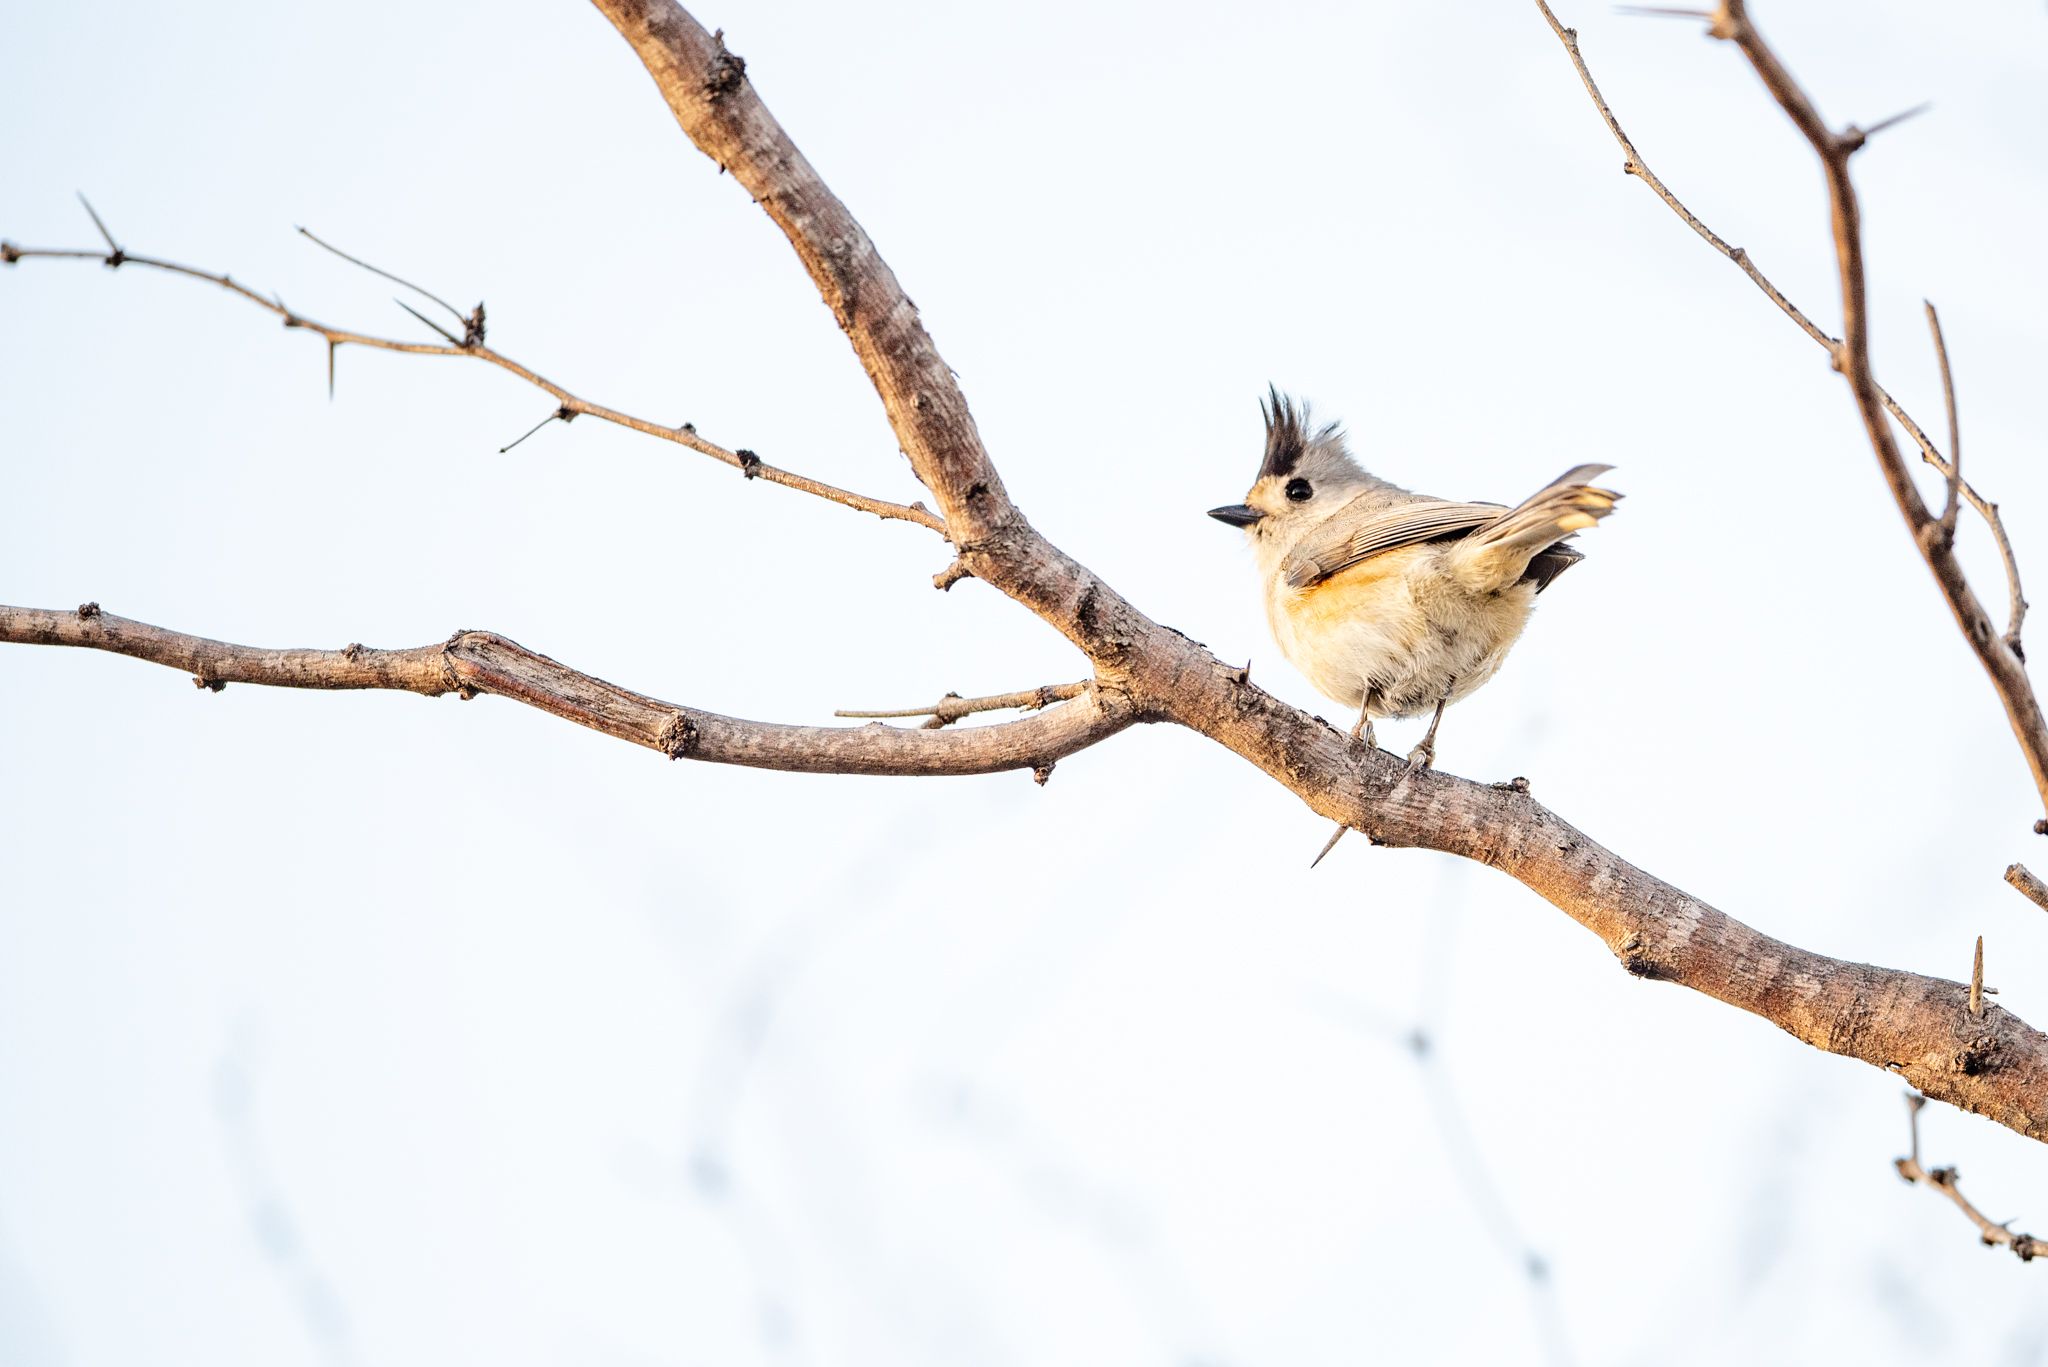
[1536,1,2045,816]
[0,605,1127,776]
[1896,1095,2044,1262]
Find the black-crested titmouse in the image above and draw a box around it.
[1209,389,1619,863]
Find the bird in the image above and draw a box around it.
[1208,387,1619,864]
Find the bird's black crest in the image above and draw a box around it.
[1259,386,1336,480]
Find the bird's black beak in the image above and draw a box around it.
[1207,504,1264,529]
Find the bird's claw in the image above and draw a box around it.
[1404,741,1436,774]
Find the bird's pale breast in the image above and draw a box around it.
[1267,545,1538,717]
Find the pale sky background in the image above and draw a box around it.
[5,1,2048,1364]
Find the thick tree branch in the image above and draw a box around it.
[1896,1094,2044,1262]
[0,605,1128,776]
[1538,3,2028,651]
[0,239,944,534]
[585,1,1009,543]
[1131,653,2048,1143]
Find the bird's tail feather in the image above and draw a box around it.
[1452,464,1620,592]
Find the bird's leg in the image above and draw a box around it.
[1405,680,1457,773]
[1348,699,1377,753]
[1312,694,1382,868]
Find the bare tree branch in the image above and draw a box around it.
[12,0,2048,1161]
[1702,0,2048,808]
[0,236,944,534]
[15,593,2048,1147]
[0,605,1129,776]
[836,682,1088,729]
[1537,1,2034,672]
[1896,1094,2044,1262]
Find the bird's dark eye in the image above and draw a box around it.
[1285,478,1313,502]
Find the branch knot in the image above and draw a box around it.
[704,32,748,99]
[659,712,700,759]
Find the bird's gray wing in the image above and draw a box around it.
[1280,498,1504,589]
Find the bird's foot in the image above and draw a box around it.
[1404,739,1436,774]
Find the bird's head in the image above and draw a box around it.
[1207,387,1371,543]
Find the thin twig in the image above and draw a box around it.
[2005,864,2048,914]
[500,406,572,454]
[297,225,467,326]
[393,297,461,346]
[0,237,946,535]
[75,193,123,261]
[1925,301,1961,539]
[1535,0,2045,808]
[1857,102,1932,142]
[1895,1094,2043,1262]
[835,681,1088,729]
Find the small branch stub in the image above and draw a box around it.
[2005,864,2048,914]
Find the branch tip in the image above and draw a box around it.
[75,192,122,263]
[2005,864,2048,913]
[394,297,461,346]
[505,409,573,457]
[1969,936,1984,1017]
[1855,101,1933,144]
[299,224,468,326]
[1924,301,1960,538]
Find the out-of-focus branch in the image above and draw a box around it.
[835,681,1088,729]
[0,604,1128,776]
[1536,0,2037,723]
[1896,1095,2044,1263]
[0,232,944,534]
